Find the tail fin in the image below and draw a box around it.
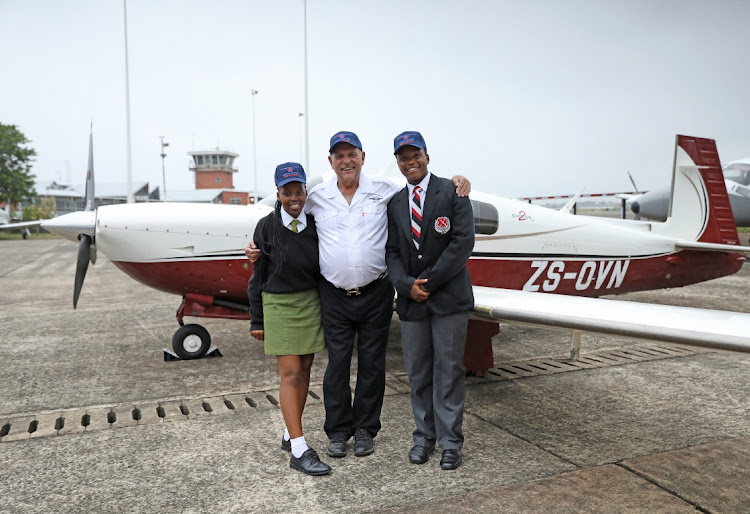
[654,135,739,245]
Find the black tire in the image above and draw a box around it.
[172,324,211,360]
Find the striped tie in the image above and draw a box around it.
[411,186,423,250]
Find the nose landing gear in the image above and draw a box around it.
[172,323,212,359]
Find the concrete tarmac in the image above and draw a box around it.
[2,237,750,513]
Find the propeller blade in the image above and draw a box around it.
[74,234,92,309]
[627,171,641,194]
[90,245,97,265]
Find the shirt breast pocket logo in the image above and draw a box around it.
[431,212,452,237]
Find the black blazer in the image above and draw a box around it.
[385,174,475,321]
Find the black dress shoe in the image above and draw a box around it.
[281,437,291,452]
[290,448,332,476]
[353,428,374,456]
[327,437,348,457]
[408,445,434,464]
[440,449,462,470]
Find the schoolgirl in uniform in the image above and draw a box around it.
[248,162,330,476]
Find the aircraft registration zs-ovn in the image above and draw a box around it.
[42,134,750,360]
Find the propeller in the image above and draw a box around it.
[73,126,96,309]
[74,234,92,309]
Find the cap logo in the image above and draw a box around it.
[403,134,409,140]
[339,133,345,139]
[288,167,293,172]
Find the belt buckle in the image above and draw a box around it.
[345,287,361,296]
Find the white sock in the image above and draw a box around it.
[283,427,290,441]
[291,435,309,458]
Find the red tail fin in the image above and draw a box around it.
[677,135,739,245]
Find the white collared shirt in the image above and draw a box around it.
[306,173,402,289]
[280,206,307,232]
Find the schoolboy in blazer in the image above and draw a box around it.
[385,131,475,470]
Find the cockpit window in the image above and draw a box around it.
[470,200,498,234]
[724,165,750,186]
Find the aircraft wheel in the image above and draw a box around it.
[172,324,211,360]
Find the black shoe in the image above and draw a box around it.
[408,445,434,464]
[327,437,348,457]
[290,448,332,476]
[353,428,374,456]
[440,449,462,470]
[281,437,291,452]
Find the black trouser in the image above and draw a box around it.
[319,277,394,440]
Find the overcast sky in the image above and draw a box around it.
[2,0,749,198]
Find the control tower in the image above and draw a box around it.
[188,150,239,189]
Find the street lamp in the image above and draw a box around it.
[160,136,169,202]
[251,89,258,204]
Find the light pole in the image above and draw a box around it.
[123,0,134,203]
[298,113,305,163]
[303,0,309,173]
[251,89,258,204]
[160,136,169,201]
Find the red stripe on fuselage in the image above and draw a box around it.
[468,251,743,297]
[112,250,743,305]
[113,259,254,304]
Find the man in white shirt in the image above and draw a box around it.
[246,131,469,458]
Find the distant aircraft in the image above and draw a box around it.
[631,158,750,227]
[42,134,750,362]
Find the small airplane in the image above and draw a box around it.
[631,158,750,226]
[41,134,750,363]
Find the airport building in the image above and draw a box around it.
[29,180,151,215]
[154,149,260,205]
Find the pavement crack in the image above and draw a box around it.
[616,462,712,513]
[0,240,67,278]
[464,408,581,469]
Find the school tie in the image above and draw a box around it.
[291,219,299,233]
[411,186,423,250]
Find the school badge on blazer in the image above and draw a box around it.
[434,216,450,234]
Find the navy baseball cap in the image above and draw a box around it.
[394,131,427,154]
[329,131,362,152]
[274,162,307,187]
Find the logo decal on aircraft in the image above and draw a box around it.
[523,260,630,292]
[513,210,532,221]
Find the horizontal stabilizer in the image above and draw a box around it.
[675,241,750,255]
[471,286,750,353]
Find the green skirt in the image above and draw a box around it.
[261,288,325,356]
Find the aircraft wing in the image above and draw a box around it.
[0,220,44,230]
[471,286,750,353]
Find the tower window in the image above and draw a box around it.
[216,177,221,183]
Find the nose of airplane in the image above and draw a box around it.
[41,210,96,243]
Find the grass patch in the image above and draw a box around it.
[0,231,58,240]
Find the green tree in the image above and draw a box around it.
[0,123,37,206]
[23,197,55,221]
